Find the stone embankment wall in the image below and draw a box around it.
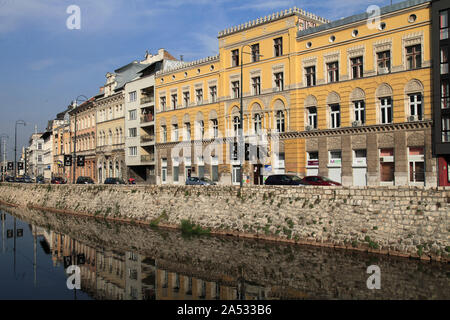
[0,183,449,261]
[5,206,449,300]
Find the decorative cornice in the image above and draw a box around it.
[156,55,219,77]
[217,7,329,38]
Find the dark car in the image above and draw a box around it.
[15,176,25,183]
[5,176,15,182]
[76,176,95,184]
[36,175,45,184]
[186,177,216,186]
[264,174,306,186]
[300,176,342,186]
[51,177,67,184]
[104,177,126,185]
[23,175,33,183]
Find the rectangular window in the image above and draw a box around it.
[161,125,167,142]
[172,124,178,142]
[274,37,283,57]
[330,104,340,128]
[354,101,365,124]
[232,81,240,98]
[440,10,449,40]
[160,97,166,111]
[441,46,449,75]
[129,128,137,138]
[409,94,422,120]
[380,148,394,182]
[252,77,261,95]
[37,155,42,162]
[409,147,424,183]
[129,91,137,102]
[129,109,137,121]
[377,51,391,74]
[305,66,316,87]
[173,166,179,182]
[196,89,203,104]
[307,107,317,129]
[406,44,421,70]
[209,86,217,102]
[327,61,339,82]
[251,44,260,62]
[274,72,284,91]
[351,56,363,79]
[442,80,449,109]
[380,97,392,124]
[129,147,137,156]
[184,123,191,140]
[38,143,42,150]
[443,115,450,142]
[212,119,218,138]
[171,94,177,109]
[183,91,190,107]
[231,49,239,67]
[276,111,285,133]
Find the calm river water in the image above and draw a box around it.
[0,205,448,300]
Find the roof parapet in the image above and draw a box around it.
[218,7,330,37]
[156,54,220,76]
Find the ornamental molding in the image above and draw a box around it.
[402,31,423,47]
[323,51,340,63]
[347,45,365,58]
[302,56,317,68]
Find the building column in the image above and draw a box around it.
[394,131,408,186]
[366,133,379,186]
[424,128,437,187]
[341,135,352,186]
[318,136,328,177]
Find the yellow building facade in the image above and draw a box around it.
[156,0,436,186]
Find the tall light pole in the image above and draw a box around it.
[239,45,263,188]
[72,95,88,184]
[0,134,8,181]
[14,120,26,178]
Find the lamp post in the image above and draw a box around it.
[0,134,8,181]
[239,45,263,188]
[14,120,26,178]
[72,95,88,184]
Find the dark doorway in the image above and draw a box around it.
[253,164,263,185]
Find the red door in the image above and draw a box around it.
[438,157,450,186]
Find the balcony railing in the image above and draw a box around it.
[141,155,155,163]
[140,114,154,124]
[140,96,154,105]
[140,134,155,144]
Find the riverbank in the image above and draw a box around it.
[0,183,449,262]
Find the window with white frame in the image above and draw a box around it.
[232,81,240,98]
[307,107,317,129]
[276,110,285,133]
[161,125,167,142]
[251,44,260,62]
[406,44,421,70]
[160,97,166,111]
[441,10,449,40]
[252,77,261,95]
[254,114,262,134]
[380,97,392,124]
[129,146,137,156]
[211,119,218,138]
[183,91,190,107]
[274,37,283,57]
[327,61,339,82]
[198,120,204,139]
[351,56,363,79]
[274,72,284,91]
[330,104,340,128]
[442,115,450,142]
[377,50,391,74]
[305,66,316,87]
[231,49,239,67]
[129,91,137,102]
[172,124,178,141]
[354,101,365,124]
[129,109,137,121]
[196,89,203,104]
[184,122,191,140]
[171,94,177,109]
[233,116,240,136]
[409,93,422,120]
[129,127,137,138]
[209,86,217,102]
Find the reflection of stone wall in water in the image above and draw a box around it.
[0,184,449,260]
[5,205,450,300]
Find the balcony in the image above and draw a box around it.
[140,134,155,144]
[141,155,155,163]
[140,114,154,124]
[140,96,154,105]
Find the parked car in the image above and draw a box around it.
[264,174,306,186]
[300,176,342,186]
[15,176,25,183]
[36,175,45,184]
[76,176,95,184]
[51,177,67,184]
[23,175,33,183]
[186,177,217,186]
[5,176,15,182]
[104,177,126,185]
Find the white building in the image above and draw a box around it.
[27,132,45,178]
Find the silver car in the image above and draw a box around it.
[185,177,216,185]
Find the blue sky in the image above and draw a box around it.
[0,0,393,160]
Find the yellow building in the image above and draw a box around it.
[156,0,436,186]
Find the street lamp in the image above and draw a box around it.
[0,134,8,181]
[71,95,88,184]
[239,45,263,188]
[14,120,26,178]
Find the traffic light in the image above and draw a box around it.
[64,155,72,166]
[76,155,85,167]
[18,162,24,170]
[7,162,13,170]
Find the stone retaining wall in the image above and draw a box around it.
[0,183,449,261]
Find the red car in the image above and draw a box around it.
[51,177,67,184]
[300,176,341,186]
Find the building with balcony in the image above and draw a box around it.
[124,49,177,184]
[155,0,437,186]
[27,131,45,178]
[51,108,71,181]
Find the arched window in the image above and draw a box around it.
[233,116,240,136]
[254,114,262,134]
[276,111,285,133]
